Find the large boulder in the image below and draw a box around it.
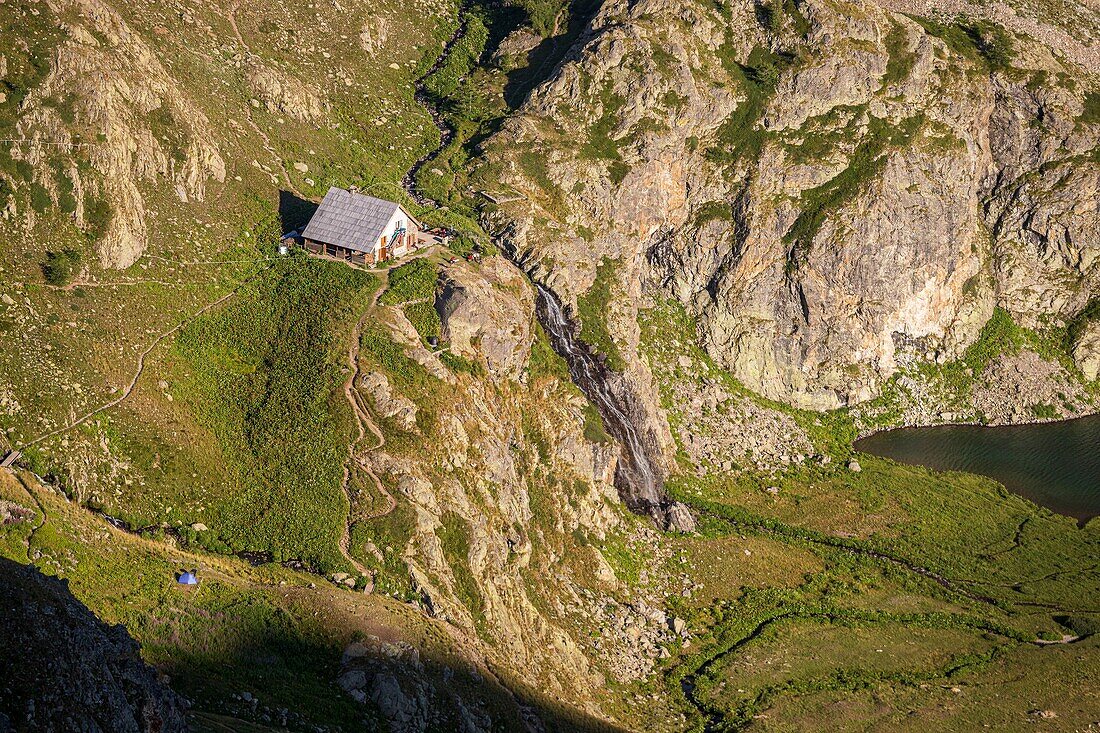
[436,257,534,380]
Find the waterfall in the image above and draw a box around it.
[534,284,664,515]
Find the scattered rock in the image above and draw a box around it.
[848,460,862,473]
[971,350,1090,423]
[0,500,35,525]
[1029,709,1058,719]
[671,377,814,474]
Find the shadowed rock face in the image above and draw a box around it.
[0,558,187,733]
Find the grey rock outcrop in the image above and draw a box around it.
[663,502,696,533]
[1073,322,1100,382]
[436,257,535,380]
[245,62,327,123]
[11,0,225,269]
[362,371,419,431]
[336,637,502,733]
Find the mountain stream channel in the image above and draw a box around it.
[404,7,683,528]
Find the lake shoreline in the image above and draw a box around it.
[854,409,1100,441]
[855,414,1100,528]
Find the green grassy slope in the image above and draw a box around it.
[1,0,1099,731]
[0,0,468,572]
[632,299,1100,731]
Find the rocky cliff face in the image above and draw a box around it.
[0,557,187,732]
[4,0,226,269]
[351,257,695,720]
[480,0,1099,414]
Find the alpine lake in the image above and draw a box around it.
[856,414,1100,525]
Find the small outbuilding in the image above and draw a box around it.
[300,187,421,266]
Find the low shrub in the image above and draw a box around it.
[41,248,82,286]
[380,259,437,305]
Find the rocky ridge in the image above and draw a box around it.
[6,0,226,269]
[349,258,694,722]
[480,0,1099,428]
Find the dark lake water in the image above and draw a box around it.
[855,414,1100,523]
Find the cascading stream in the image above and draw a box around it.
[404,9,677,523]
[401,2,473,207]
[535,284,665,516]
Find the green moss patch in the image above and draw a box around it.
[380,259,438,306]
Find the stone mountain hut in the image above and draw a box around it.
[300,187,421,266]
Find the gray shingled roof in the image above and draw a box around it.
[301,187,410,254]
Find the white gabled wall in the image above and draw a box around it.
[383,206,419,257]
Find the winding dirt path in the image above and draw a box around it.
[334,243,443,575]
[350,388,394,521]
[336,308,375,578]
[18,269,269,452]
[336,278,396,577]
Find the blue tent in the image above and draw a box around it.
[177,571,198,586]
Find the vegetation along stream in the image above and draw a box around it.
[402,1,674,524]
[856,415,1100,524]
